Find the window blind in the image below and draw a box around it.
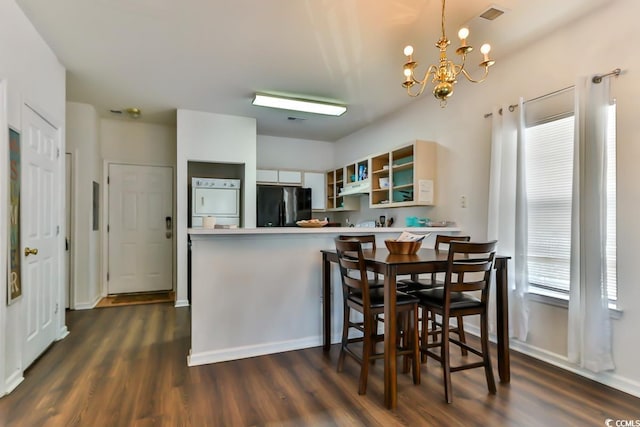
[524,103,617,301]
[606,103,617,300]
[525,117,574,292]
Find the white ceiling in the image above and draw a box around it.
[16,0,609,141]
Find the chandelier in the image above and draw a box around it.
[402,0,495,107]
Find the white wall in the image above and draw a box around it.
[257,135,335,172]
[335,0,640,396]
[66,103,102,309]
[101,119,176,166]
[176,109,257,306]
[0,0,66,395]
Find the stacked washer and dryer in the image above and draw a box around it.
[191,177,241,227]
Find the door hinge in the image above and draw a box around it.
[56,225,60,235]
[107,272,110,281]
[107,176,110,185]
[57,148,60,158]
[55,303,59,314]
[107,224,110,232]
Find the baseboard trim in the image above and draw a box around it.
[509,339,640,399]
[187,336,321,367]
[4,371,23,396]
[57,326,69,341]
[73,294,102,310]
[174,299,190,308]
[464,324,640,399]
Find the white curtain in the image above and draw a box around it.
[487,100,529,341]
[568,76,615,372]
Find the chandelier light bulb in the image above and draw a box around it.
[458,28,469,40]
[403,68,412,77]
[480,43,491,54]
[403,45,414,57]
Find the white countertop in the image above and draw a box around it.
[188,226,461,236]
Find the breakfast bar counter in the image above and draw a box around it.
[187,226,459,367]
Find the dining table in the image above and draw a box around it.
[321,247,511,409]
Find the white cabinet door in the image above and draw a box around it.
[278,170,302,184]
[304,172,326,210]
[256,169,278,183]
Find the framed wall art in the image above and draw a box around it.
[92,181,99,231]
[8,127,21,304]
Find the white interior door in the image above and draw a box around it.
[22,105,60,369]
[108,164,173,294]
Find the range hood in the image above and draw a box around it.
[338,180,370,197]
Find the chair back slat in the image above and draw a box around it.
[337,234,376,250]
[435,234,471,250]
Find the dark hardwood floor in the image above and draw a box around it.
[0,303,638,426]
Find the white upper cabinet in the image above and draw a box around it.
[256,169,279,183]
[277,170,302,184]
[256,169,303,185]
[303,171,326,211]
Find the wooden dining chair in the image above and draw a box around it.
[334,238,421,395]
[400,235,471,356]
[400,234,472,290]
[413,240,498,403]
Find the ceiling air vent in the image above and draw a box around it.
[479,6,505,21]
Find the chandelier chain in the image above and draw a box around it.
[441,0,446,39]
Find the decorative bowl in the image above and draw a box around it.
[384,239,422,254]
[296,219,328,228]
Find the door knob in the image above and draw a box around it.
[24,247,39,256]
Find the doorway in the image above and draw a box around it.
[107,164,174,295]
[65,152,72,309]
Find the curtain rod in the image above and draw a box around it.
[592,68,621,83]
[484,68,622,118]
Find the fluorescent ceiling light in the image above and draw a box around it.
[252,93,346,116]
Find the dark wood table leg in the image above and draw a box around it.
[322,252,331,352]
[494,258,510,383]
[384,265,398,409]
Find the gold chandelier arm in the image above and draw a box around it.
[406,65,438,97]
[422,64,439,83]
[459,66,490,83]
[406,85,427,97]
[451,55,467,79]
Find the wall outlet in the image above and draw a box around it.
[460,195,467,208]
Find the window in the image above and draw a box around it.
[525,103,617,301]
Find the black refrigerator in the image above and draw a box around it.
[257,185,312,227]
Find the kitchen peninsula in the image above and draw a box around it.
[187,226,460,367]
